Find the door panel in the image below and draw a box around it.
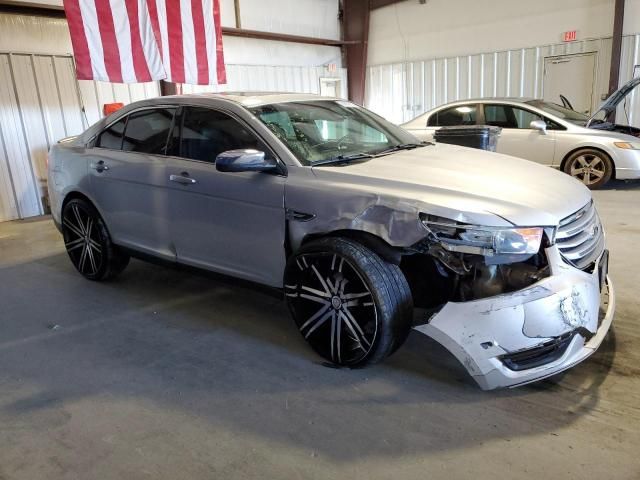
[484,104,556,165]
[88,108,175,258]
[167,106,286,287]
[495,129,556,165]
[88,149,173,258]
[167,159,285,286]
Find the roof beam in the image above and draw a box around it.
[370,0,408,10]
[221,27,350,47]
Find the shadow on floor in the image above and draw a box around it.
[0,252,618,462]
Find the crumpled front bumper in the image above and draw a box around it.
[413,246,615,390]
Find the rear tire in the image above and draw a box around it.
[61,198,129,281]
[563,149,613,189]
[284,237,413,367]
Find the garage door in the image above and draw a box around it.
[0,52,160,223]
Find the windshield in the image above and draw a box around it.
[525,100,589,125]
[249,100,420,165]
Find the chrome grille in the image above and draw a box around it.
[556,201,605,270]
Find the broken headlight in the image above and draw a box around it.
[420,214,543,258]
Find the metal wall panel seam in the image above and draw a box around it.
[507,50,511,97]
[50,56,69,137]
[0,112,21,220]
[520,48,525,97]
[69,60,91,130]
[30,54,53,151]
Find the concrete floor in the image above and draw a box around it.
[1,182,639,480]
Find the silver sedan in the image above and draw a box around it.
[402,79,640,189]
[48,93,613,389]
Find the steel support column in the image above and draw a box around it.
[343,0,370,105]
[608,0,625,95]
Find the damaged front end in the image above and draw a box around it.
[404,203,614,390]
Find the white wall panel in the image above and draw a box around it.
[32,56,69,143]
[0,54,41,220]
[0,52,160,222]
[368,0,616,66]
[0,115,20,222]
[11,55,50,199]
[238,0,339,40]
[181,64,347,98]
[618,34,640,126]
[365,37,629,125]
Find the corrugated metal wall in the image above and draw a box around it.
[0,52,159,222]
[365,35,640,126]
[181,64,348,98]
[619,34,640,126]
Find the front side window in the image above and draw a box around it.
[428,105,477,127]
[484,105,544,129]
[249,100,417,165]
[122,108,175,154]
[176,107,268,163]
[96,118,126,149]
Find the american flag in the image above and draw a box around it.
[63,0,226,85]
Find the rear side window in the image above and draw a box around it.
[122,108,175,154]
[176,107,268,163]
[428,105,477,126]
[96,118,126,149]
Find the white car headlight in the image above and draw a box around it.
[614,141,640,150]
[421,215,543,257]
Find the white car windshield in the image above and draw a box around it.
[249,100,422,165]
[526,100,589,125]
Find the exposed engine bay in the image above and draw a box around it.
[589,120,640,137]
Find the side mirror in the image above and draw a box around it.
[215,149,277,173]
[530,120,547,134]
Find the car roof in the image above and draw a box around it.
[434,97,539,108]
[142,91,339,108]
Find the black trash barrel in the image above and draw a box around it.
[433,125,501,152]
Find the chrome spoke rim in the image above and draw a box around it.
[62,204,104,276]
[286,252,377,364]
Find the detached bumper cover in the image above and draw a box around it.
[413,246,615,390]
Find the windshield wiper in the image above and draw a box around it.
[375,142,431,155]
[312,152,376,167]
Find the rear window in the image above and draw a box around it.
[428,105,477,126]
[96,118,126,149]
[122,108,175,154]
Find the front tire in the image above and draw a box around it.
[563,149,613,189]
[61,198,129,281]
[284,237,413,367]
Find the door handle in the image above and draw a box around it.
[169,173,197,185]
[90,160,109,172]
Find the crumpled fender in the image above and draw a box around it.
[285,166,511,251]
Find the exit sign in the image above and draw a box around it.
[563,30,577,42]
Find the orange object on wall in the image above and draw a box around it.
[103,103,125,116]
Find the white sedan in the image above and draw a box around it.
[402,78,640,189]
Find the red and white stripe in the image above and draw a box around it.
[64,0,226,85]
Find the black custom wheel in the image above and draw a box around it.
[62,198,129,280]
[563,149,613,189]
[285,237,413,367]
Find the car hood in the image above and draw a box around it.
[311,144,591,227]
[587,76,640,126]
